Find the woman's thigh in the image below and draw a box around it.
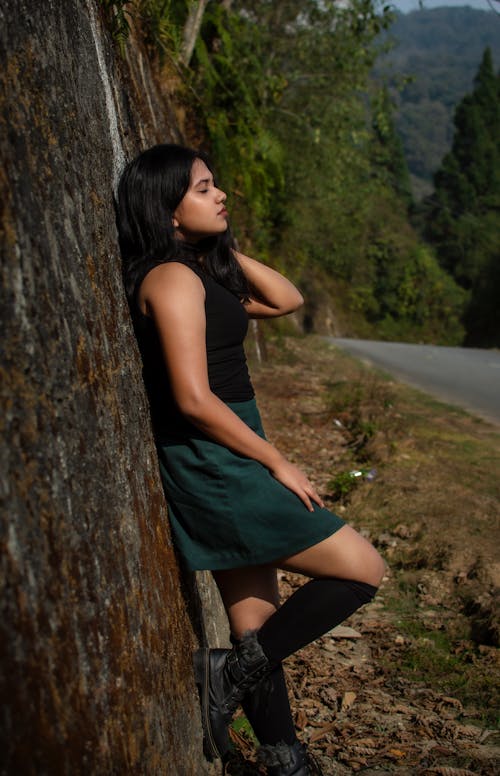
[212,565,280,640]
[276,524,385,586]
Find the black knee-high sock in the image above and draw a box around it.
[257,578,377,667]
[230,635,297,745]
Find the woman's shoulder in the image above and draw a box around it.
[138,261,206,317]
[141,260,206,288]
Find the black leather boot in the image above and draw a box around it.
[193,631,270,761]
[257,740,323,776]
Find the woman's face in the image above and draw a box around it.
[172,158,228,242]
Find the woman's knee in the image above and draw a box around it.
[347,529,386,587]
[362,544,386,588]
[230,604,278,641]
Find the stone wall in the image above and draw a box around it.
[0,2,227,772]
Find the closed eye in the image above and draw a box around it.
[194,176,214,191]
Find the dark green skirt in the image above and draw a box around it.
[156,398,345,571]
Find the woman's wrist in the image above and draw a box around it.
[262,445,287,472]
[233,251,303,315]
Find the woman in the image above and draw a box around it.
[117,144,385,776]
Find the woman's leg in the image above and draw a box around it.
[213,565,297,746]
[213,526,384,634]
[214,525,385,670]
[211,526,385,742]
[256,524,385,666]
[200,526,385,760]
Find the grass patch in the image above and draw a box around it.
[231,714,256,738]
[383,589,499,728]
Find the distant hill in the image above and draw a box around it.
[375,6,500,199]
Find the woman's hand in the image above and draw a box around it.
[235,251,304,318]
[268,457,325,513]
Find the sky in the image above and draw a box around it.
[391,0,497,11]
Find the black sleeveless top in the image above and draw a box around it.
[135,261,254,437]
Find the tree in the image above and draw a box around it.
[423,47,500,345]
[371,84,413,207]
[2,1,218,770]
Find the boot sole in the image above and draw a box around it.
[193,648,226,762]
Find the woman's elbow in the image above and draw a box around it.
[285,291,304,313]
[176,389,213,421]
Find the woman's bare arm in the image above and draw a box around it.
[139,262,323,511]
[235,251,304,318]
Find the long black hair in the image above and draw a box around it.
[116,143,249,308]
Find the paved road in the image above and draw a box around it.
[328,338,500,425]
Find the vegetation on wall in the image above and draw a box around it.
[100,1,488,346]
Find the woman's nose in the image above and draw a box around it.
[216,188,227,202]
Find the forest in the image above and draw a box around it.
[376,5,500,198]
[101,0,500,348]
